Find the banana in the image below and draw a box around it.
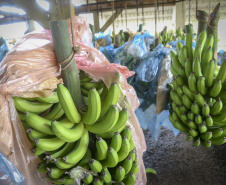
[89,158,103,173]
[34,137,65,151]
[99,83,120,119]
[52,120,84,142]
[102,147,119,168]
[13,97,52,114]
[117,136,131,163]
[182,94,192,109]
[59,176,74,185]
[176,85,184,97]
[101,166,111,183]
[172,78,178,89]
[180,104,188,114]
[36,92,59,103]
[58,118,75,129]
[95,137,108,160]
[44,103,64,121]
[18,111,26,121]
[176,75,184,86]
[80,72,92,83]
[196,31,207,48]
[129,139,135,152]
[81,81,104,90]
[179,67,187,81]
[199,124,207,133]
[201,140,212,148]
[197,76,207,95]
[191,102,199,114]
[185,33,193,62]
[37,162,48,173]
[176,41,183,55]
[187,120,198,129]
[170,90,182,106]
[202,103,210,117]
[130,160,139,175]
[63,128,89,164]
[181,113,188,124]
[93,178,104,185]
[172,55,182,72]
[82,87,101,125]
[128,149,136,161]
[204,60,215,87]
[193,45,202,61]
[81,88,89,97]
[188,111,194,121]
[47,167,66,179]
[27,128,50,141]
[189,128,199,137]
[77,149,92,167]
[170,65,178,76]
[193,57,203,79]
[179,46,187,67]
[200,131,212,140]
[107,108,129,132]
[121,156,133,175]
[172,120,189,133]
[53,158,74,169]
[57,84,81,123]
[195,114,202,125]
[201,46,213,69]
[122,127,132,141]
[83,173,94,184]
[211,128,223,138]
[109,132,122,153]
[210,136,226,145]
[31,146,45,156]
[175,106,181,118]
[45,142,75,163]
[188,72,197,93]
[215,59,226,83]
[186,135,193,141]
[195,93,205,107]
[85,105,119,135]
[25,112,54,135]
[206,115,213,127]
[210,98,223,115]
[185,58,192,78]
[202,34,214,59]
[123,172,136,185]
[193,137,201,147]
[171,102,177,111]
[182,85,195,101]
[114,166,125,182]
[209,80,222,97]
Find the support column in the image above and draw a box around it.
[93,12,100,33]
[26,19,35,33]
[176,1,186,29]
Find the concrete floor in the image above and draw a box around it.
[143,128,226,185]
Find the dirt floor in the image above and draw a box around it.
[143,127,226,185]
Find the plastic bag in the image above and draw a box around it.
[0,16,146,185]
[0,152,25,185]
[0,37,9,62]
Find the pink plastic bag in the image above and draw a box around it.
[0,16,147,185]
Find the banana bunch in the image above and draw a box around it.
[14,71,139,184]
[159,32,174,46]
[169,30,226,147]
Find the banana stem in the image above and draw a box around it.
[50,20,84,109]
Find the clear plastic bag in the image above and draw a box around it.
[0,16,146,185]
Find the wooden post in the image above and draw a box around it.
[50,20,83,108]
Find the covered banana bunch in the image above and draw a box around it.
[14,73,138,185]
[169,30,226,147]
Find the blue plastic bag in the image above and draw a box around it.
[0,152,25,185]
[0,37,9,62]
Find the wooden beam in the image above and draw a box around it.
[100,9,123,32]
[0,15,28,25]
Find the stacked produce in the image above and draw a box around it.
[14,72,138,185]
[169,30,226,147]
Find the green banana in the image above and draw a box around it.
[193,137,201,147]
[95,137,108,160]
[199,124,207,133]
[185,33,193,62]
[121,126,132,141]
[44,102,64,121]
[25,112,53,135]
[36,92,59,103]
[202,46,213,69]
[129,139,135,152]
[172,78,178,89]
[197,76,207,95]
[202,103,210,117]
[99,83,120,119]
[189,128,199,137]
[201,140,212,148]
[93,178,104,185]
[80,72,92,83]
[89,158,103,173]
[108,108,129,132]
[210,98,223,115]
[47,167,66,179]
[170,51,176,60]
[63,128,89,164]
[35,137,65,151]
[82,87,101,125]
[191,102,199,114]
[179,46,187,67]
[37,162,48,173]
[215,59,226,83]
[188,111,194,121]
[182,85,195,101]
[196,30,207,47]
[57,84,81,123]
[209,80,222,97]
[114,166,125,182]
[195,114,202,125]
[27,128,50,141]
[176,75,185,86]
[122,156,133,175]
[210,136,226,145]
[117,136,131,162]
[170,65,178,76]
[52,120,84,142]
[53,158,74,169]
[202,34,214,59]
[186,135,193,141]
[185,58,192,78]
[187,120,198,129]
[181,113,188,124]
[195,93,205,107]
[170,90,182,106]
[172,120,189,133]
[109,132,122,153]
[59,176,74,185]
[85,105,119,134]
[172,111,179,121]
[182,94,192,109]
[204,60,215,87]
[31,146,45,156]
[211,128,223,138]
[58,118,75,129]
[13,97,52,114]
[101,166,111,183]
[200,131,212,140]
[81,81,104,90]
[193,57,202,79]
[130,160,139,175]
[206,115,213,127]
[193,45,202,61]
[176,85,183,97]
[102,147,119,168]
[176,41,183,55]
[81,88,89,97]
[18,111,26,121]
[172,55,182,72]
[77,149,92,167]
[123,172,136,185]
[188,72,197,93]
[171,102,177,111]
